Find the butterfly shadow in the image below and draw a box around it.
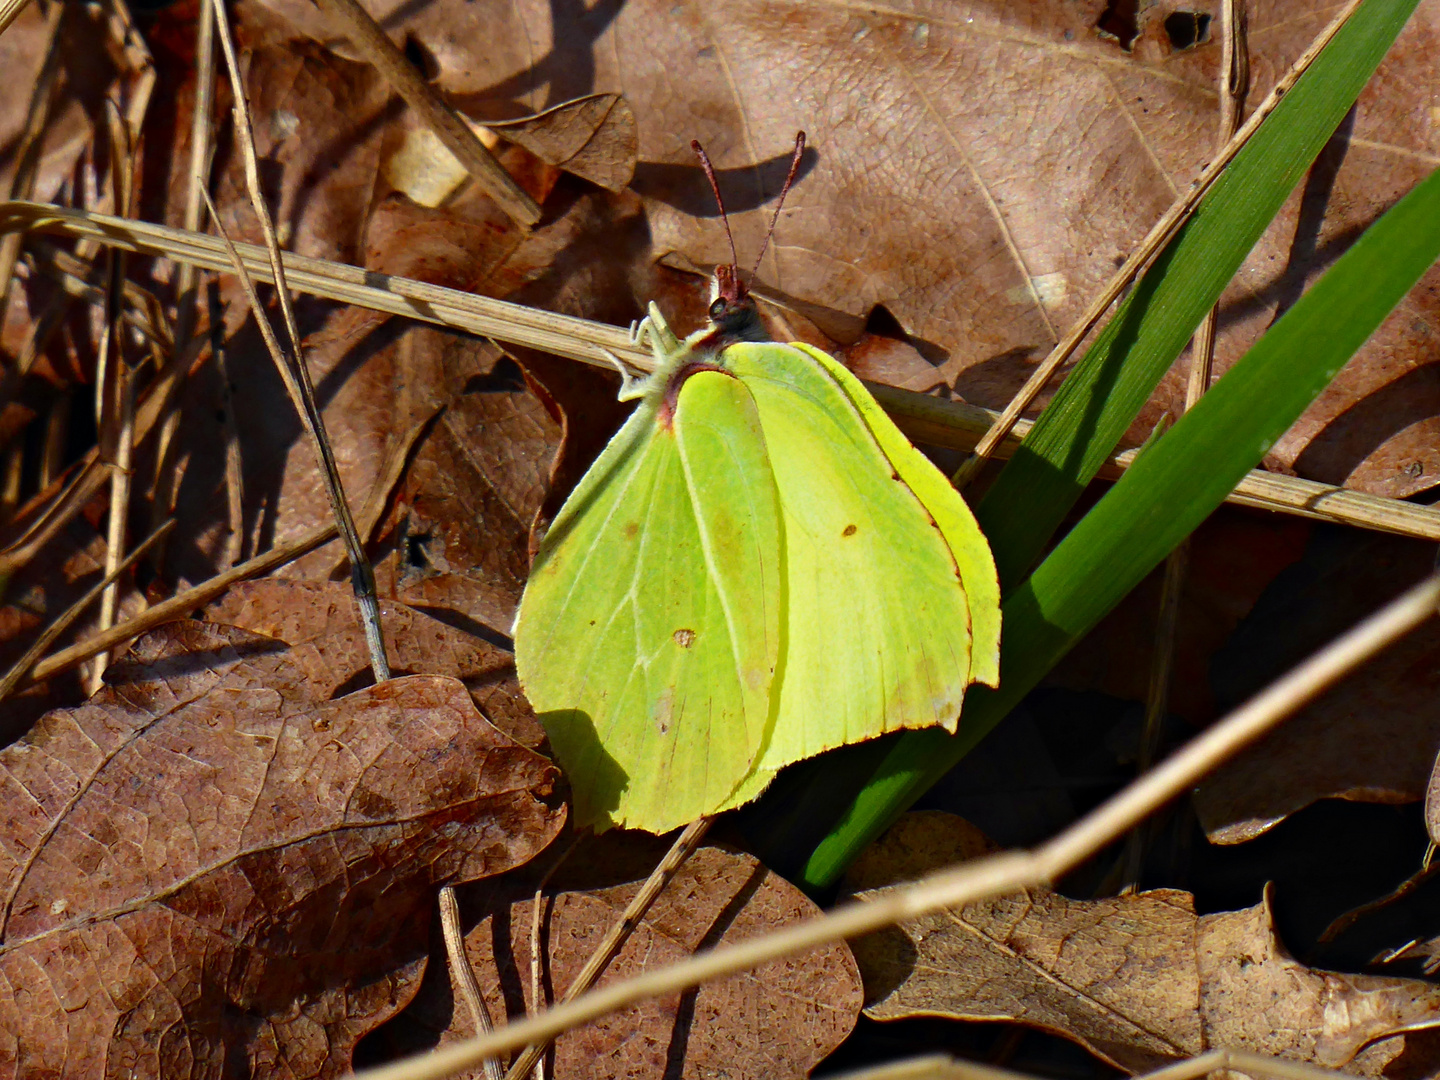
[538,708,628,825]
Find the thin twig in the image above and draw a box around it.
[950,0,1366,488]
[205,0,390,681]
[310,0,540,227]
[0,520,174,703]
[501,817,714,1080]
[1124,0,1249,888]
[24,521,337,686]
[354,574,1440,1080]
[8,204,1440,542]
[438,886,505,1080]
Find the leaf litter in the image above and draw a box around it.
[0,618,564,1075]
[848,813,1440,1076]
[3,0,1440,1076]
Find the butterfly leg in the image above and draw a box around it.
[600,349,651,402]
[634,302,681,362]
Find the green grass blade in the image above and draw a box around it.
[977,0,1422,591]
[799,162,1440,891]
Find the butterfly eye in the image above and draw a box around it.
[708,297,727,320]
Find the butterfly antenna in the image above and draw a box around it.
[750,131,806,279]
[691,139,741,273]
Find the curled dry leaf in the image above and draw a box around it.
[485,94,638,192]
[0,621,564,1077]
[368,830,862,1078]
[256,0,1440,498]
[848,813,1440,1075]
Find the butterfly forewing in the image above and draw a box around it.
[514,372,781,831]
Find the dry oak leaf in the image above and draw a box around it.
[848,813,1440,1076]
[257,0,1440,498]
[204,578,545,748]
[371,830,862,1078]
[0,621,564,1079]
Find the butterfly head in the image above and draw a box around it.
[690,132,807,344]
[707,264,767,343]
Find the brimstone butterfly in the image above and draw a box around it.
[514,134,1000,834]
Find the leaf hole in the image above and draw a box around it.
[1094,0,1141,51]
[673,628,696,648]
[1163,11,1211,51]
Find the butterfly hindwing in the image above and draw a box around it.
[717,341,980,809]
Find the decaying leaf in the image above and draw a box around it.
[0,621,564,1077]
[369,830,863,1078]
[848,813,1440,1075]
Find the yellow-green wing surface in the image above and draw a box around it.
[514,372,781,832]
[718,342,981,810]
[792,343,1001,688]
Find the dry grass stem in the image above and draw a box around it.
[7,203,1436,543]
[0,0,32,37]
[149,0,218,544]
[325,406,441,578]
[205,0,391,680]
[354,574,1440,1080]
[520,838,583,1080]
[502,817,714,1080]
[311,0,539,226]
[22,398,423,686]
[438,887,505,1080]
[950,0,1365,488]
[93,99,141,689]
[208,282,245,567]
[0,519,174,702]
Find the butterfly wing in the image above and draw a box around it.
[792,342,1001,688]
[514,372,781,832]
[717,342,995,810]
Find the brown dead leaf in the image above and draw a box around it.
[158,10,647,600]
[257,0,1440,499]
[0,494,148,744]
[366,829,862,1078]
[487,93,638,192]
[205,578,544,747]
[848,813,1440,1075]
[0,620,564,1077]
[1194,533,1440,844]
